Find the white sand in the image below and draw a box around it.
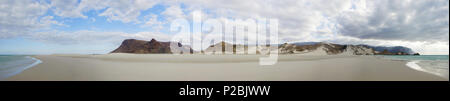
[6,53,447,81]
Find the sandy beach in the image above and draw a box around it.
[5,53,447,81]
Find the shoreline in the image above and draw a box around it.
[24,56,42,71]
[378,55,449,80]
[0,56,42,80]
[405,60,448,79]
[6,54,447,81]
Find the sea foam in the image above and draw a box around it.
[384,55,449,80]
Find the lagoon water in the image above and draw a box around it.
[0,55,41,80]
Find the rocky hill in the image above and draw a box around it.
[110,39,192,54]
[278,42,375,55]
[203,41,267,54]
[360,45,415,55]
[203,41,235,54]
[278,42,416,55]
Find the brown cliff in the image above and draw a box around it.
[110,39,192,54]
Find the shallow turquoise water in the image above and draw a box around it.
[0,55,42,80]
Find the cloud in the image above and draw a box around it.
[172,0,353,42]
[50,0,160,23]
[140,14,166,30]
[335,0,449,41]
[39,16,66,27]
[140,4,187,30]
[98,0,159,23]
[161,4,186,20]
[0,0,59,38]
[28,30,171,45]
[50,0,86,18]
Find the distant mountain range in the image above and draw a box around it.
[360,45,415,54]
[111,39,419,55]
[289,42,415,54]
[279,42,418,55]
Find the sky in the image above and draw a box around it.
[0,0,448,55]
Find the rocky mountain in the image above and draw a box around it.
[203,41,269,54]
[359,45,415,55]
[111,39,417,55]
[110,39,192,54]
[278,42,416,55]
[279,42,375,55]
[203,41,379,55]
[203,41,235,54]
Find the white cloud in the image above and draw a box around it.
[335,0,449,41]
[98,0,157,23]
[28,30,171,45]
[50,0,86,18]
[50,0,160,23]
[172,0,352,42]
[141,14,165,30]
[161,4,186,20]
[0,0,57,38]
[39,16,66,27]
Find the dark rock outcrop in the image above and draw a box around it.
[110,39,192,54]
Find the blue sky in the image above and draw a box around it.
[45,2,166,33]
[0,0,448,55]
